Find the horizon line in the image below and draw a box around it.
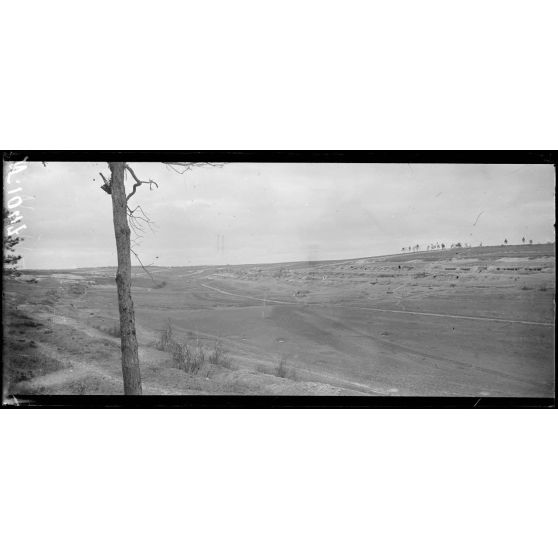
[18,241,556,272]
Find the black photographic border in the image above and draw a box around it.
[2,150,556,409]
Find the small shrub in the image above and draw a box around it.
[539,285,547,292]
[171,339,205,375]
[521,285,532,291]
[275,357,289,378]
[154,320,205,374]
[208,340,233,369]
[156,320,174,351]
[68,283,87,295]
[274,359,296,380]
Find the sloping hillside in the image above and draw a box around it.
[4,243,554,397]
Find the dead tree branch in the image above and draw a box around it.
[125,164,159,201]
[130,245,157,284]
[100,163,159,284]
[101,162,220,286]
[165,162,224,174]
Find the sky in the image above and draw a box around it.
[4,161,555,269]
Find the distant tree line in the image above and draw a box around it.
[505,237,534,245]
[401,242,452,253]
[400,237,539,253]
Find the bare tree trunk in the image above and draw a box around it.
[109,162,142,395]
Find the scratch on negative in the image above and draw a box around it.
[473,211,484,226]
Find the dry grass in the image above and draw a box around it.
[275,357,291,379]
[255,360,296,380]
[208,340,234,369]
[155,320,208,375]
[155,320,174,351]
[171,340,205,374]
[6,343,66,385]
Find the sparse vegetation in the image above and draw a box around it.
[255,361,297,380]
[171,339,205,374]
[208,340,234,369]
[156,319,174,351]
[156,320,196,372]
[68,283,87,295]
[106,323,121,337]
[155,321,237,374]
[6,344,65,385]
[275,357,290,378]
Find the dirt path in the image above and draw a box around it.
[200,281,554,327]
[201,282,299,306]
[340,305,554,327]
[11,304,176,395]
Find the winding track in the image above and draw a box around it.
[200,282,553,328]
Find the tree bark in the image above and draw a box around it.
[109,162,142,395]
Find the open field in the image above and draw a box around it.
[3,243,555,397]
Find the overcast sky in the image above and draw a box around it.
[5,162,555,269]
